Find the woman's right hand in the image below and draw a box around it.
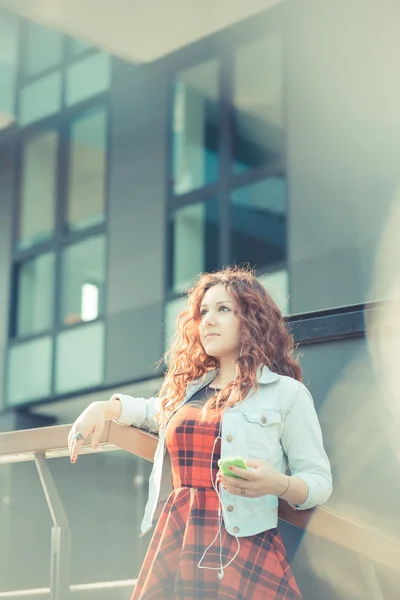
[68,401,108,464]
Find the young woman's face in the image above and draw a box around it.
[199,284,241,360]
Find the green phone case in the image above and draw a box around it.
[218,455,248,479]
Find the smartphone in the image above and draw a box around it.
[218,455,248,479]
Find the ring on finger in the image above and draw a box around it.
[74,432,84,441]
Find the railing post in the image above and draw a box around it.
[34,453,71,600]
[358,556,385,600]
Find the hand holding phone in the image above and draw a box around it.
[218,455,248,479]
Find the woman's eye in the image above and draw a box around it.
[200,306,230,316]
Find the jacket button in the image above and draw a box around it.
[260,415,267,424]
[233,526,240,533]
[226,435,233,442]
[227,505,234,512]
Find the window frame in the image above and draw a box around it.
[165,12,287,309]
[5,19,112,407]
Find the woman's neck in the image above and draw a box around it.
[212,357,239,387]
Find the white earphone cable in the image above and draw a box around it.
[197,395,241,580]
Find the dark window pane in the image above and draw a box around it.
[25,21,63,75]
[0,10,18,117]
[7,337,52,405]
[60,236,106,326]
[169,199,220,292]
[16,253,55,336]
[18,131,57,249]
[55,321,104,393]
[172,59,219,195]
[231,177,286,269]
[19,72,62,125]
[66,52,111,106]
[66,108,107,231]
[232,33,283,173]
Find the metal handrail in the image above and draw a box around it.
[0,422,156,465]
[1,423,399,595]
[0,422,156,599]
[0,579,138,598]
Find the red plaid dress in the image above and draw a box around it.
[131,386,302,600]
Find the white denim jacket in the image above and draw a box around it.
[114,366,333,538]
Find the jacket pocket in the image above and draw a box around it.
[242,410,283,461]
[242,410,282,427]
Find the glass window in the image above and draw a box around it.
[7,337,52,405]
[24,21,63,76]
[258,270,289,316]
[169,199,219,293]
[55,321,104,393]
[15,254,55,337]
[172,58,219,195]
[60,236,106,326]
[231,177,286,270]
[232,33,283,173]
[66,107,107,231]
[19,72,62,125]
[165,297,188,350]
[18,131,57,249]
[66,52,111,106]
[0,9,18,117]
[69,37,93,57]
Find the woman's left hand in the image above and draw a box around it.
[217,458,284,498]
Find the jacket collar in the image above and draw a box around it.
[189,364,280,392]
[257,365,280,384]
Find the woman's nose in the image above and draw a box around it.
[204,311,216,326]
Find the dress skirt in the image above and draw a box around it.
[131,403,302,600]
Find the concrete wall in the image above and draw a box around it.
[286,0,400,313]
[105,59,167,385]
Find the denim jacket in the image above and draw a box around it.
[114,366,333,537]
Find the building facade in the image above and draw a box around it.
[0,2,399,598]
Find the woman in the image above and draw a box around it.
[68,267,333,599]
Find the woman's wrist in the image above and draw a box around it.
[94,397,122,421]
[273,472,291,498]
[272,473,309,506]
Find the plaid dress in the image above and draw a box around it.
[131,386,302,600]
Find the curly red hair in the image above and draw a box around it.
[156,266,301,426]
